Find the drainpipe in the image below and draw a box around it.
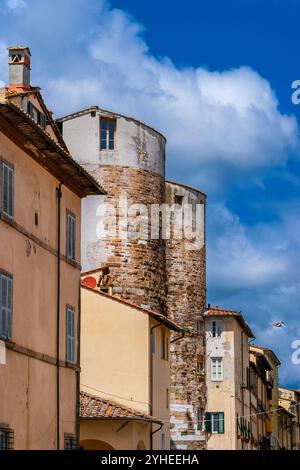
[56,172,78,451]
[150,423,163,445]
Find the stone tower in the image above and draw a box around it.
[58,107,207,449]
[57,107,167,312]
[165,181,206,449]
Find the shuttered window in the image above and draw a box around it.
[27,101,47,129]
[67,213,76,261]
[205,412,224,434]
[1,162,14,218]
[66,306,75,363]
[0,273,13,340]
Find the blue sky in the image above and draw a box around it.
[0,0,300,388]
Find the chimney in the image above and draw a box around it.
[8,46,31,90]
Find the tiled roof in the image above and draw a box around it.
[0,99,105,197]
[80,392,162,424]
[250,344,281,366]
[204,306,255,338]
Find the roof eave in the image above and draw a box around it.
[0,100,106,197]
[80,417,162,425]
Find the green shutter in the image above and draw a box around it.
[205,412,212,433]
[218,412,225,434]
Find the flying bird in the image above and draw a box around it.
[272,320,285,328]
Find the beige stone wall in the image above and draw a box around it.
[80,419,150,450]
[80,287,172,449]
[0,128,80,448]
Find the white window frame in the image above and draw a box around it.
[100,118,116,151]
[211,357,223,381]
[212,413,220,434]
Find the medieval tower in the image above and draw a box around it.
[57,107,207,449]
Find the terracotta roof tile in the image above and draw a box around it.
[80,392,162,424]
[204,306,255,338]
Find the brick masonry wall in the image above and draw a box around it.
[88,165,167,313]
[165,181,207,450]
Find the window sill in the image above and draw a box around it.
[65,361,77,370]
[0,337,14,346]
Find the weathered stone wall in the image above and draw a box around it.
[60,109,207,450]
[165,181,207,450]
[85,165,167,313]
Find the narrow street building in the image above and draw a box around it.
[0,46,104,449]
[249,345,281,449]
[80,272,181,450]
[204,307,255,450]
[278,386,300,450]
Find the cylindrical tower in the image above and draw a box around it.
[165,180,207,450]
[58,107,167,312]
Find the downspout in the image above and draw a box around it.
[56,172,79,450]
[150,423,163,444]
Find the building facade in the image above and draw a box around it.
[278,387,300,450]
[79,276,181,450]
[249,345,281,449]
[58,106,207,449]
[0,47,103,450]
[204,307,255,450]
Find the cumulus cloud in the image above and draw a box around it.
[47,6,299,183]
[207,200,300,386]
[0,41,7,88]
[5,0,27,11]
[0,0,295,190]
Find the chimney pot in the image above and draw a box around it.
[8,46,31,90]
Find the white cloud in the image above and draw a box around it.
[5,0,27,11]
[0,0,298,191]
[0,41,7,88]
[207,203,288,297]
[39,2,299,192]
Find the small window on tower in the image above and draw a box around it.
[175,195,184,206]
[100,118,116,151]
[11,54,22,63]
